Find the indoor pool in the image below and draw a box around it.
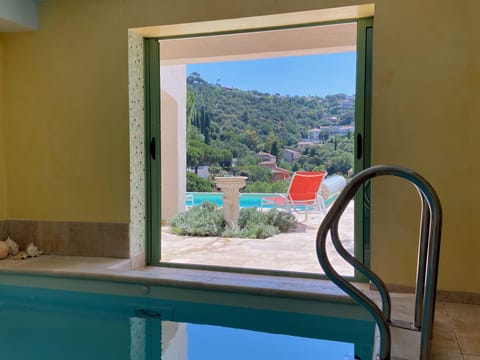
[0,284,375,360]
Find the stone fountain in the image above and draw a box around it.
[214,176,248,227]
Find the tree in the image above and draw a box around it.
[238,128,259,151]
[240,111,249,123]
[271,141,279,160]
[319,130,329,142]
[221,149,233,169]
[187,127,223,173]
[326,153,353,175]
[187,142,203,173]
[186,91,196,125]
[204,111,210,144]
[233,165,271,182]
[339,112,354,125]
[187,171,214,192]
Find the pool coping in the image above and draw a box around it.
[0,255,374,321]
[0,255,351,299]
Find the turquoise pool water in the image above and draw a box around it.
[186,192,336,209]
[0,284,374,359]
[187,192,272,208]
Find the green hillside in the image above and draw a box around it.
[186,72,355,192]
[188,72,354,151]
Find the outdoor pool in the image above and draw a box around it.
[186,192,336,209]
[186,192,271,208]
[0,283,375,359]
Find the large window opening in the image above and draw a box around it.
[152,20,372,278]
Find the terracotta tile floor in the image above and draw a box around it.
[368,293,480,359]
[432,302,480,359]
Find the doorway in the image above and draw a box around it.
[145,19,373,279]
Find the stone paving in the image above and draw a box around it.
[161,201,354,276]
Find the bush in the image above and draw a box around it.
[238,208,297,233]
[237,207,267,228]
[221,225,244,238]
[220,223,279,239]
[270,180,289,193]
[187,171,214,192]
[239,223,279,239]
[168,202,224,236]
[264,209,297,232]
[168,204,297,239]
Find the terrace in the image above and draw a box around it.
[161,193,354,276]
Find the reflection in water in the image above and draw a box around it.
[163,321,187,360]
[0,295,367,360]
[162,321,356,360]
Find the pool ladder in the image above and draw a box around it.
[316,165,442,360]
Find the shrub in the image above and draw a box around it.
[239,207,297,233]
[237,207,267,228]
[220,223,279,239]
[240,223,279,239]
[221,226,244,238]
[270,180,289,193]
[168,204,297,239]
[264,209,297,232]
[168,202,224,236]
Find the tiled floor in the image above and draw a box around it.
[431,302,480,359]
[369,292,480,359]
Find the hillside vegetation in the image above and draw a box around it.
[186,72,355,192]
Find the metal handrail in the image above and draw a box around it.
[316,165,442,360]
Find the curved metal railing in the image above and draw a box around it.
[316,165,442,360]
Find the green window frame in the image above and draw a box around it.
[144,17,373,281]
[354,17,373,277]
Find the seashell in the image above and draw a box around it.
[5,237,19,256]
[0,241,8,259]
[26,242,43,257]
[13,251,28,260]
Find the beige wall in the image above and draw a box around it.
[0,36,6,220]
[160,65,187,221]
[1,0,479,292]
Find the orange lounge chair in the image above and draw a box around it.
[261,171,327,219]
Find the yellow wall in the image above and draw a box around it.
[371,0,480,293]
[3,1,130,222]
[1,0,479,292]
[0,36,6,220]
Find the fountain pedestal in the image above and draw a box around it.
[214,176,248,227]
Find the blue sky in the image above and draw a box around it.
[187,51,356,97]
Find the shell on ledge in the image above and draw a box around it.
[13,251,28,260]
[26,243,43,257]
[5,237,19,256]
[0,241,8,260]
